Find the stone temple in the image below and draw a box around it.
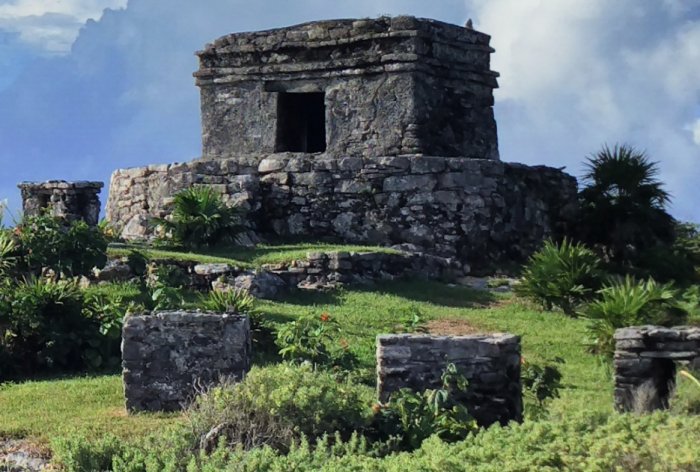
[106,17,577,271]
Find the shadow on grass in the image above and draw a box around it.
[354,279,499,309]
[271,288,343,307]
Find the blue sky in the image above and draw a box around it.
[0,0,699,223]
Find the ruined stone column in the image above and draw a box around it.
[614,326,700,412]
[18,180,103,226]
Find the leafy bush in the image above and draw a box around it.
[372,363,477,451]
[0,278,101,376]
[126,249,149,277]
[582,276,688,357]
[516,239,603,315]
[144,264,185,311]
[81,291,130,370]
[275,312,340,366]
[13,214,108,277]
[186,363,374,452]
[155,186,244,250]
[521,357,564,419]
[578,144,675,267]
[390,305,428,333]
[0,229,17,276]
[52,412,700,471]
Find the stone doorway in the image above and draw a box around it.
[275,92,326,153]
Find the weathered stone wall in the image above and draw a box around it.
[186,249,463,296]
[376,334,522,426]
[194,16,499,160]
[106,155,577,271]
[18,180,103,226]
[614,326,700,412]
[122,311,251,412]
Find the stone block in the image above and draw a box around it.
[376,333,521,426]
[122,311,251,412]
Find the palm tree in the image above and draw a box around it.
[155,186,244,249]
[578,144,674,265]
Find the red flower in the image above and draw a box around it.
[320,312,330,322]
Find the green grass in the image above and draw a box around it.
[0,375,180,442]
[108,242,399,268]
[0,280,611,445]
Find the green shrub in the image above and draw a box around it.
[372,363,477,451]
[275,312,340,366]
[154,186,244,250]
[51,413,700,471]
[516,239,603,315]
[521,357,564,419]
[14,214,108,277]
[187,363,374,452]
[0,229,17,276]
[81,291,130,370]
[144,264,185,311]
[0,278,99,375]
[200,288,255,314]
[126,249,149,277]
[582,276,687,357]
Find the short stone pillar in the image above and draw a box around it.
[122,311,251,412]
[18,180,103,226]
[614,326,700,412]
[376,333,522,426]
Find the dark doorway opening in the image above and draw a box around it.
[275,92,326,153]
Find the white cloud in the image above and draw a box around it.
[0,0,126,53]
[466,0,700,221]
[687,119,700,146]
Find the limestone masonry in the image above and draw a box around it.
[614,325,700,412]
[122,311,251,412]
[19,181,103,226]
[376,333,522,426]
[106,17,578,270]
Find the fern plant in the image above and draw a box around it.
[155,186,244,250]
[516,239,602,316]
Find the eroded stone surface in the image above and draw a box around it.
[376,333,522,426]
[122,311,251,412]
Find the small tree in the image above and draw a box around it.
[578,144,674,266]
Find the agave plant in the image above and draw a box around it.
[155,186,244,250]
[579,144,674,265]
[0,230,17,276]
[515,239,602,316]
[582,276,682,357]
[200,288,255,314]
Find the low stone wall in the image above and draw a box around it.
[614,326,700,412]
[122,311,251,412]
[376,333,522,426]
[106,154,577,271]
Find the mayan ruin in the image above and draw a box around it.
[106,17,577,271]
